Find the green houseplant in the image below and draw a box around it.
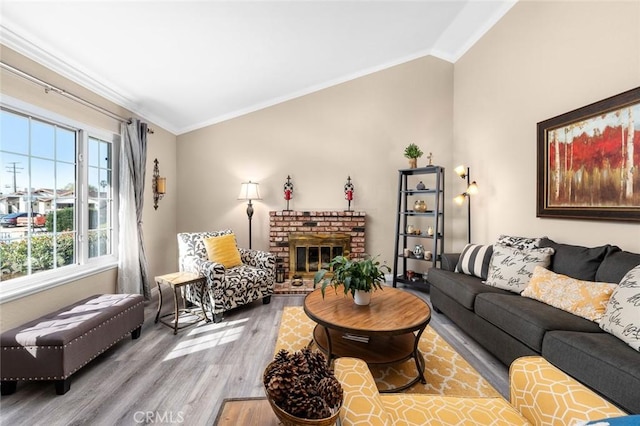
[404,143,423,168]
[314,255,390,305]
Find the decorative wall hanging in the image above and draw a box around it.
[283,175,293,211]
[152,158,166,210]
[537,87,640,222]
[344,176,354,211]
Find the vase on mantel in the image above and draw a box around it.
[353,290,372,306]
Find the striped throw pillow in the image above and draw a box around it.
[455,244,494,280]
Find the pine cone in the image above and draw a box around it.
[266,364,297,403]
[273,349,290,365]
[290,351,310,375]
[280,376,310,415]
[317,376,343,408]
[300,395,332,419]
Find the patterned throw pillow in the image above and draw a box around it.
[203,234,242,268]
[600,264,640,351]
[455,244,494,280]
[522,266,617,323]
[485,244,555,293]
[497,234,542,250]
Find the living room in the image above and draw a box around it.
[1,1,639,424]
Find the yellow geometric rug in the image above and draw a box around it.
[274,306,500,398]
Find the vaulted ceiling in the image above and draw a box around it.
[0,1,515,135]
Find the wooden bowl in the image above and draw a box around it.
[265,394,341,426]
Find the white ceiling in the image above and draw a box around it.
[0,1,515,135]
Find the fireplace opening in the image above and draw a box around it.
[289,233,351,278]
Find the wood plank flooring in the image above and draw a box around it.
[0,286,508,426]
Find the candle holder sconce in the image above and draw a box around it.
[344,176,354,211]
[283,175,294,211]
[152,158,166,210]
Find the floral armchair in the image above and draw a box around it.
[177,230,275,322]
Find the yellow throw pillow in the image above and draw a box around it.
[203,234,242,268]
[522,266,616,323]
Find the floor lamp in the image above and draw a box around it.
[238,181,262,249]
[454,166,478,244]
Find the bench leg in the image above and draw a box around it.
[55,379,71,395]
[263,295,271,305]
[1,381,17,395]
[131,326,142,339]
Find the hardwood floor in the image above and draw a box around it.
[0,287,508,426]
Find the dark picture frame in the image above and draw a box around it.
[537,87,640,222]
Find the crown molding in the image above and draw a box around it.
[0,23,178,135]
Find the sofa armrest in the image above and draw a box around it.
[180,255,226,282]
[510,357,626,426]
[238,248,276,277]
[440,253,460,271]
[334,358,391,426]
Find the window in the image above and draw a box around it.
[0,101,119,296]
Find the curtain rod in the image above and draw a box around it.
[0,61,154,134]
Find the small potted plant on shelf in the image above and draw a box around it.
[314,254,390,306]
[404,143,423,168]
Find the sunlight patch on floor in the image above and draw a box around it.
[162,318,249,361]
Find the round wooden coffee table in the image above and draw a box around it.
[303,286,431,392]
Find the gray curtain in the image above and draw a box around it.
[117,118,150,298]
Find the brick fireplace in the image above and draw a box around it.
[269,211,366,279]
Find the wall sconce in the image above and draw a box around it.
[238,180,262,249]
[153,158,166,210]
[454,165,479,244]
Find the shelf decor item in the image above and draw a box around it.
[413,199,427,212]
[313,254,390,306]
[283,175,294,211]
[416,181,426,190]
[404,143,423,169]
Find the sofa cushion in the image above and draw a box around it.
[497,234,542,250]
[485,244,554,293]
[543,330,640,414]
[522,266,616,323]
[475,293,602,352]
[455,244,493,280]
[427,268,512,311]
[539,237,610,281]
[204,233,242,268]
[595,247,640,283]
[600,264,640,351]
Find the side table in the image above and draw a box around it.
[155,272,210,335]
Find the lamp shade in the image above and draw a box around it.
[238,181,262,200]
[467,181,479,195]
[454,165,467,178]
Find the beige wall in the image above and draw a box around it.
[177,56,454,268]
[454,1,640,253]
[0,45,178,330]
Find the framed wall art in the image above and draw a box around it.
[537,87,640,222]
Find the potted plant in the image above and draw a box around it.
[314,255,390,305]
[404,143,423,168]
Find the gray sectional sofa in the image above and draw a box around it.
[427,238,640,413]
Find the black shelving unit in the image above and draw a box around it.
[392,166,445,288]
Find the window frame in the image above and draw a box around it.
[0,95,120,303]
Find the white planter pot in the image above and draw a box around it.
[353,290,371,306]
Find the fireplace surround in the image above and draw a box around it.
[269,211,366,279]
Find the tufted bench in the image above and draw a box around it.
[1,293,144,395]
